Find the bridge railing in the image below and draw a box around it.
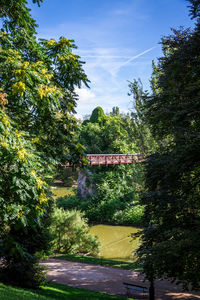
[87,154,140,165]
[62,153,142,167]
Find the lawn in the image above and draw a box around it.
[56,254,142,271]
[51,187,75,199]
[0,282,135,300]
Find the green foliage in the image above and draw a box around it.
[77,106,147,225]
[0,111,51,288]
[128,79,157,154]
[80,122,103,153]
[0,0,88,288]
[187,0,200,19]
[50,208,100,255]
[86,198,126,223]
[111,106,120,116]
[0,30,88,167]
[135,4,200,290]
[55,167,78,187]
[112,205,144,225]
[89,106,106,124]
[81,108,140,154]
[0,0,42,36]
[56,195,81,210]
[92,164,143,203]
[57,194,143,225]
[0,259,46,290]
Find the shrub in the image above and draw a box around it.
[56,195,81,210]
[50,208,100,255]
[112,205,144,225]
[0,257,46,289]
[56,195,144,225]
[85,198,125,223]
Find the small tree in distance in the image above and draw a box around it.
[89,106,106,125]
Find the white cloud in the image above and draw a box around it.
[75,88,96,102]
[75,113,83,121]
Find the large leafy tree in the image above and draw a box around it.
[0,0,88,287]
[135,0,200,296]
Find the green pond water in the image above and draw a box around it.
[52,188,140,262]
[89,225,140,262]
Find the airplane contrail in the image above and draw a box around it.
[107,46,157,76]
[117,46,157,69]
[81,55,132,59]
[80,47,156,61]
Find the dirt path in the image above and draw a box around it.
[41,258,200,300]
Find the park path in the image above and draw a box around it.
[40,258,200,300]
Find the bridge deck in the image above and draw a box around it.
[63,154,141,167]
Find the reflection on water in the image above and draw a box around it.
[89,224,140,262]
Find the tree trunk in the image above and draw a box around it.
[149,279,155,300]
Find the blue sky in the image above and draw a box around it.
[29,0,195,118]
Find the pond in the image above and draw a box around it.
[51,187,140,262]
[89,224,140,262]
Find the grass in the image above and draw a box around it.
[0,281,135,300]
[51,187,75,199]
[56,254,142,271]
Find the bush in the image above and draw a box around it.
[85,198,125,223]
[50,208,100,255]
[56,195,144,225]
[0,257,46,289]
[112,205,144,225]
[56,195,81,210]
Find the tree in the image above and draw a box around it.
[0,0,88,287]
[135,0,200,293]
[0,32,88,168]
[127,79,157,155]
[111,106,119,116]
[89,106,106,125]
[50,208,100,255]
[79,107,144,224]
[0,108,51,288]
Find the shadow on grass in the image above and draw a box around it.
[0,282,134,300]
[41,282,131,299]
[56,254,142,271]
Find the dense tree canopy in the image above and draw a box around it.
[75,107,146,224]
[0,31,88,167]
[135,0,200,292]
[81,108,139,154]
[0,0,88,287]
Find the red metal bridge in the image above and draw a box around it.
[63,153,142,167]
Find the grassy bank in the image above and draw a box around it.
[56,254,142,271]
[0,282,134,300]
[51,187,75,199]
